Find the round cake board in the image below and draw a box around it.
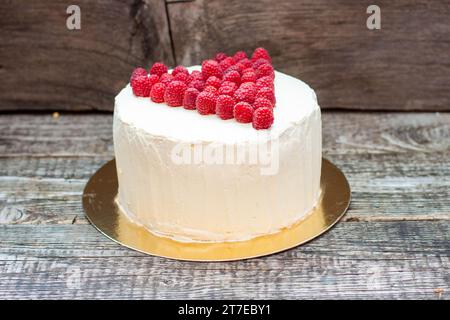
[82,158,350,262]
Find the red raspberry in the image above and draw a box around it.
[203,85,218,95]
[252,58,270,69]
[150,82,166,103]
[241,71,257,83]
[256,63,274,79]
[251,47,272,63]
[222,70,241,85]
[233,51,247,62]
[252,106,274,129]
[130,67,147,82]
[164,80,187,107]
[216,95,236,120]
[233,102,253,123]
[256,76,274,90]
[131,75,152,97]
[150,62,168,76]
[218,81,237,96]
[256,87,276,105]
[174,72,189,83]
[159,73,174,84]
[242,67,255,74]
[219,57,235,72]
[214,52,227,62]
[188,79,205,91]
[183,88,199,110]
[202,59,222,80]
[234,82,257,104]
[239,58,253,69]
[191,70,203,80]
[253,97,274,110]
[205,76,222,89]
[172,65,189,77]
[196,91,217,115]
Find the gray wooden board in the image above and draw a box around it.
[0,112,449,299]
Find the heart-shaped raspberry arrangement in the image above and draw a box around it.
[130,48,275,129]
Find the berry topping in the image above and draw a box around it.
[251,47,272,63]
[130,67,147,82]
[201,59,222,80]
[239,58,253,69]
[218,81,238,96]
[203,85,218,95]
[159,73,174,84]
[253,97,274,110]
[241,70,257,83]
[233,102,253,123]
[216,95,236,120]
[233,51,247,62]
[214,52,227,62]
[205,76,222,89]
[188,79,206,92]
[256,63,275,79]
[150,82,166,103]
[164,80,187,107]
[150,62,168,76]
[174,72,189,83]
[191,70,203,80]
[183,88,199,110]
[256,87,276,105]
[131,75,152,97]
[196,91,218,115]
[172,65,189,76]
[252,58,271,69]
[219,57,235,72]
[256,76,274,90]
[252,106,274,129]
[234,82,257,104]
[222,70,241,85]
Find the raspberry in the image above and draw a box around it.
[219,57,235,72]
[164,80,187,107]
[172,65,189,77]
[188,79,205,91]
[216,95,236,120]
[256,87,276,105]
[202,59,222,80]
[131,75,152,97]
[174,72,189,83]
[242,67,255,74]
[256,63,274,79]
[256,76,274,90]
[233,102,253,123]
[183,88,199,110]
[222,70,241,85]
[234,82,257,104]
[239,58,253,69]
[159,73,174,84]
[150,62,168,76]
[203,85,218,95]
[233,51,247,62]
[130,67,147,82]
[205,76,222,89]
[241,71,257,83]
[252,58,270,69]
[191,70,203,80]
[214,52,227,62]
[196,91,217,115]
[150,82,166,103]
[252,106,274,129]
[218,81,237,96]
[251,47,272,63]
[253,97,274,110]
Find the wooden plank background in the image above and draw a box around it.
[0,0,449,112]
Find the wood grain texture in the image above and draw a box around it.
[0,0,173,111]
[167,0,450,110]
[0,112,449,299]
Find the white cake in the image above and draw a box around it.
[113,66,322,242]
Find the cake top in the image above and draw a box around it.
[115,67,319,143]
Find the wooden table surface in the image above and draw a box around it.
[0,111,449,299]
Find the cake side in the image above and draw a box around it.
[113,69,322,242]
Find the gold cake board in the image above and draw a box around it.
[82,158,350,261]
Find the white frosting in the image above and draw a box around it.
[113,67,322,242]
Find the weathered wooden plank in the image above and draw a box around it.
[0,222,448,299]
[0,0,173,112]
[167,0,450,110]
